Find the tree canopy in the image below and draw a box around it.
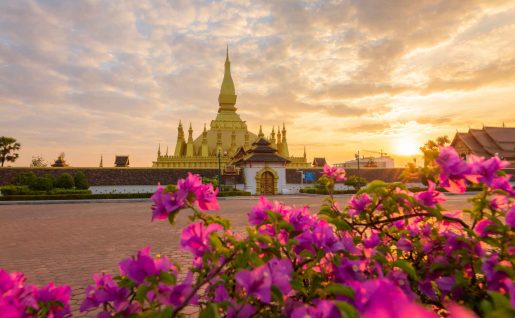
[0,136,21,167]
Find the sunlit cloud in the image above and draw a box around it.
[1,0,514,167]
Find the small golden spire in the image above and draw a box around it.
[258,125,264,138]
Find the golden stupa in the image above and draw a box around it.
[152,48,309,169]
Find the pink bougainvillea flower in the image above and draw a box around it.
[448,303,479,318]
[436,147,470,193]
[266,258,293,295]
[348,193,372,217]
[506,205,515,229]
[119,246,175,285]
[157,272,197,307]
[468,155,510,186]
[35,282,71,318]
[354,279,437,318]
[490,175,514,195]
[248,195,274,225]
[235,263,272,303]
[363,230,381,249]
[474,219,496,238]
[414,181,446,207]
[290,299,341,318]
[322,164,346,181]
[151,185,183,221]
[397,237,413,252]
[80,273,132,313]
[194,183,219,211]
[180,222,223,258]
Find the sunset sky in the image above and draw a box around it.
[1,0,515,167]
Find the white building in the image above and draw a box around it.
[334,156,394,169]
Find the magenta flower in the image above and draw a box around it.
[194,183,219,211]
[448,303,479,318]
[506,205,515,229]
[436,147,470,193]
[295,220,344,253]
[157,272,197,307]
[291,300,341,318]
[35,282,71,318]
[235,263,272,303]
[474,219,495,238]
[348,193,372,217]
[151,185,182,221]
[322,164,347,181]
[227,302,256,318]
[490,175,514,195]
[119,246,175,285]
[353,279,436,318]
[363,230,380,249]
[81,273,132,313]
[414,181,446,207]
[397,237,413,252]
[248,196,274,225]
[180,222,223,258]
[468,155,510,186]
[266,258,293,294]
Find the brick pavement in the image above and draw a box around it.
[0,194,472,316]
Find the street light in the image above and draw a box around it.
[355,150,360,178]
[217,148,222,189]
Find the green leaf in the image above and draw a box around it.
[392,260,418,280]
[488,291,512,310]
[325,284,355,299]
[160,307,174,318]
[334,301,359,318]
[271,286,284,305]
[135,284,151,303]
[168,210,179,225]
[199,303,220,318]
[159,271,176,285]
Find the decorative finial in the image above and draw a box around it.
[226,44,229,61]
[158,143,161,156]
[99,154,103,168]
[258,125,264,138]
[165,146,169,156]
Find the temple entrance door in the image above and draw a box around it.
[260,171,275,195]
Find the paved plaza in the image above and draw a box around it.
[0,194,472,315]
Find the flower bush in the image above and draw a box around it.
[1,147,514,317]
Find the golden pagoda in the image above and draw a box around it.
[153,48,309,169]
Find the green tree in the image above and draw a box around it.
[0,137,21,167]
[74,171,90,190]
[55,173,75,189]
[30,155,47,167]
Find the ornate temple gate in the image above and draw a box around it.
[259,171,275,195]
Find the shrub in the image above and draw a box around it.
[0,185,32,195]
[55,173,74,189]
[13,172,37,186]
[165,184,177,192]
[74,171,89,189]
[49,189,92,195]
[30,174,55,191]
[344,175,368,190]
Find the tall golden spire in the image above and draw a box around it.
[218,46,237,112]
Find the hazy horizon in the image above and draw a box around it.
[1,1,515,168]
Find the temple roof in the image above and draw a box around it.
[451,126,515,159]
[233,137,290,165]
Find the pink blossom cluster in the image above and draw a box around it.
[0,269,71,318]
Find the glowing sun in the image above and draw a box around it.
[393,136,421,156]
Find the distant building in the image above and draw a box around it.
[451,126,515,162]
[51,153,69,167]
[334,156,394,169]
[312,157,327,167]
[152,48,309,170]
[115,156,130,167]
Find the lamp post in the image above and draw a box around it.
[355,150,360,178]
[217,148,222,189]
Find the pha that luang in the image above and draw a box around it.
[152,49,309,170]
